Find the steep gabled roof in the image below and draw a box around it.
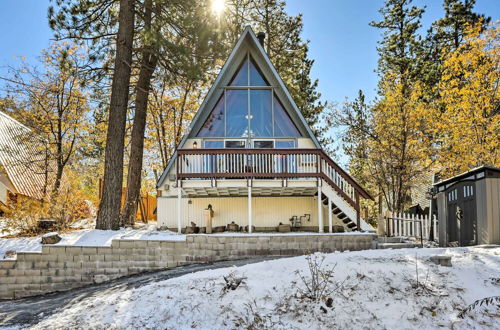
[0,111,48,199]
[157,26,321,187]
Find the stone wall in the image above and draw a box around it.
[0,233,377,300]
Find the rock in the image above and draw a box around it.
[38,219,57,230]
[41,232,61,244]
[430,255,452,267]
[3,250,16,259]
[325,297,333,308]
[277,224,291,233]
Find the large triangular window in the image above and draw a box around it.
[230,56,269,86]
[197,96,224,137]
[197,53,301,138]
[273,95,300,137]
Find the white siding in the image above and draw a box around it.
[157,196,346,230]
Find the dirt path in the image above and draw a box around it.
[0,257,278,328]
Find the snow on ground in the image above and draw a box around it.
[22,246,500,330]
[0,219,21,238]
[0,224,185,259]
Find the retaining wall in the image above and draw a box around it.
[0,233,377,300]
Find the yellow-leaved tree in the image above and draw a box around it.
[435,22,500,176]
[367,76,436,212]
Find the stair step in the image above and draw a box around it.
[342,218,351,224]
[377,242,421,249]
[378,237,406,243]
[347,223,357,228]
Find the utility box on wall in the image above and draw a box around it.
[434,166,500,247]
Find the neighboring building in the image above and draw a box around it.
[435,166,500,246]
[0,111,48,209]
[156,27,373,233]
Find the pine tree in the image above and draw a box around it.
[370,0,425,91]
[421,0,490,92]
[226,0,326,142]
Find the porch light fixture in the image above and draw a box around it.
[193,141,198,149]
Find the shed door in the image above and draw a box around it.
[446,182,477,246]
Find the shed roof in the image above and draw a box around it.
[0,111,48,199]
[434,166,500,188]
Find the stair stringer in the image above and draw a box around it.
[321,180,375,232]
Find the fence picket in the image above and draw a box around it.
[386,212,437,242]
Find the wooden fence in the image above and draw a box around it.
[386,212,438,242]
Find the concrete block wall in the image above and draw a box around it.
[0,233,376,300]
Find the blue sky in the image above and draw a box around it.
[0,0,498,104]
[285,0,499,103]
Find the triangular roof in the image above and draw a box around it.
[157,26,321,187]
[0,111,48,199]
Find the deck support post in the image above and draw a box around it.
[355,191,361,231]
[248,180,252,233]
[328,197,333,233]
[177,186,182,234]
[318,184,323,233]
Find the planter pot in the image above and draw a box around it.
[244,225,256,233]
[213,226,225,233]
[333,225,345,233]
[227,223,240,232]
[185,226,199,234]
[277,224,291,233]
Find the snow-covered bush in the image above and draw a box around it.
[294,253,342,302]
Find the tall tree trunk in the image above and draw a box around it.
[121,0,157,226]
[96,0,135,230]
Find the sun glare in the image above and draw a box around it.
[212,0,225,15]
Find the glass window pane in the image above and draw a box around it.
[229,58,248,86]
[273,95,301,137]
[249,57,268,86]
[226,90,249,137]
[275,140,295,148]
[225,140,246,148]
[204,140,224,148]
[197,96,224,137]
[253,140,274,148]
[250,89,272,137]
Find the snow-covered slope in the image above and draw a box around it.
[25,246,500,330]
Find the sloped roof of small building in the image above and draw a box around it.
[0,111,48,199]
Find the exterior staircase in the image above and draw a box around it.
[320,180,375,232]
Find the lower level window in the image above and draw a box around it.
[204,140,224,148]
[275,140,295,148]
[253,140,274,148]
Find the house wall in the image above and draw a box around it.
[157,195,345,231]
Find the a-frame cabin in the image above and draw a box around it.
[156,27,373,233]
